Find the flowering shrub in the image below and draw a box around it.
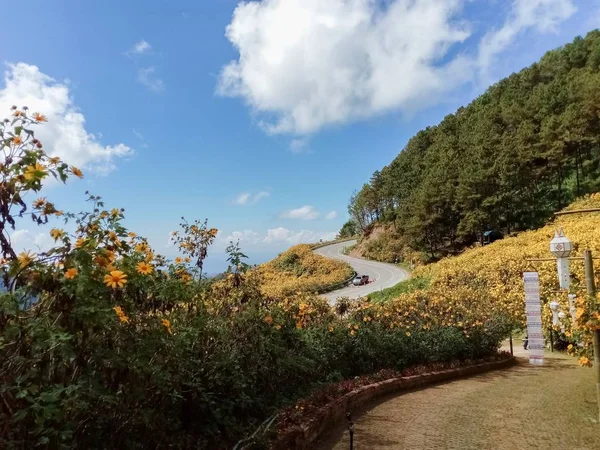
[0,107,507,448]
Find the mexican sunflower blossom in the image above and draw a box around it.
[65,268,78,279]
[162,319,172,334]
[136,261,153,275]
[50,228,65,240]
[579,356,592,367]
[12,136,22,145]
[70,166,83,179]
[33,112,47,122]
[24,162,47,181]
[17,251,34,269]
[104,270,127,289]
[113,306,130,324]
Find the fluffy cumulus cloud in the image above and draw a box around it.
[219,227,335,247]
[234,191,270,205]
[263,227,336,244]
[9,229,53,253]
[217,0,470,134]
[280,205,319,220]
[218,0,577,135]
[0,63,133,174]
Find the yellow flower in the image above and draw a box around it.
[12,136,22,146]
[275,324,282,330]
[350,329,356,336]
[136,261,153,275]
[70,166,83,179]
[12,110,22,117]
[33,112,47,122]
[50,228,65,241]
[135,243,149,253]
[104,270,128,289]
[113,306,130,324]
[17,251,34,268]
[33,198,46,208]
[110,208,120,217]
[48,156,60,164]
[264,314,273,325]
[65,268,78,279]
[174,257,183,264]
[406,331,411,337]
[74,238,86,249]
[579,356,592,367]
[128,232,137,238]
[24,162,47,181]
[55,210,64,217]
[162,319,172,334]
[296,321,303,329]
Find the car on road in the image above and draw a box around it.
[352,275,369,286]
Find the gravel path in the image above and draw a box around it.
[315,343,599,450]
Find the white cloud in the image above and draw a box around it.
[224,229,262,245]
[290,138,309,154]
[325,210,337,220]
[129,39,152,55]
[137,67,164,92]
[234,191,270,205]
[478,0,577,71]
[0,63,133,174]
[280,205,319,220]
[217,0,470,134]
[218,0,578,136]
[263,227,336,244]
[9,229,53,253]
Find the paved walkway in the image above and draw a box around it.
[315,341,599,450]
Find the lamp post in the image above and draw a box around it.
[550,228,573,289]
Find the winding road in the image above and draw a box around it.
[314,240,410,303]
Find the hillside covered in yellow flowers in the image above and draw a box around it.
[352,194,599,362]
[252,244,354,298]
[412,194,600,326]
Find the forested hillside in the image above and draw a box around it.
[348,31,600,260]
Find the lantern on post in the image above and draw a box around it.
[550,228,573,290]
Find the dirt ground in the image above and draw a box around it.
[315,341,600,450]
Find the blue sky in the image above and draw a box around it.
[1,0,598,273]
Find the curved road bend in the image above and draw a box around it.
[314,240,410,303]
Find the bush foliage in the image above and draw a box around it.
[0,108,508,448]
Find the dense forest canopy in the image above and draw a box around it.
[348,31,600,259]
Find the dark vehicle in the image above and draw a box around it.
[352,275,369,286]
[483,230,503,246]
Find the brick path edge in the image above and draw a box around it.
[272,356,517,450]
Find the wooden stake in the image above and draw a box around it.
[584,250,599,424]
